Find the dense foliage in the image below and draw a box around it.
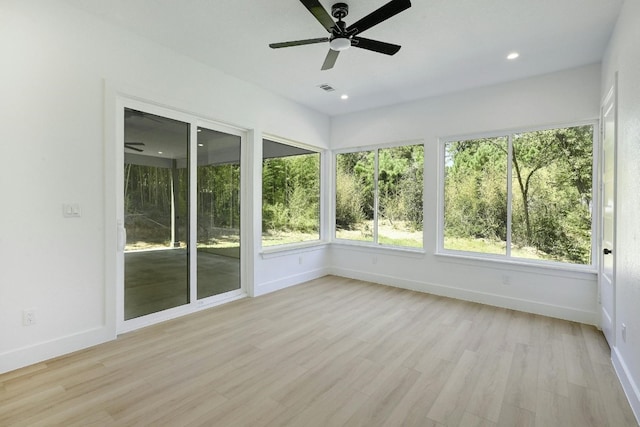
[262,153,320,239]
[197,163,241,243]
[124,162,241,248]
[444,125,593,264]
[335,145,424,246]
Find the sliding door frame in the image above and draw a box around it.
[112,94,250,334]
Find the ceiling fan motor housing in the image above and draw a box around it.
[331,3,349,19]
[330,3,351,50]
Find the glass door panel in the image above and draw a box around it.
[124,108,190,320]
[196,127,241,299]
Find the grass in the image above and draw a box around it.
[127,224,569,262]
[261,230,320,247]
[443,236,506,255]
[444,236,558,261]
[336,220,423,248]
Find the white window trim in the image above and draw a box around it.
[332,139,426,252]
[260,133,327,252]
[437,120,599,272]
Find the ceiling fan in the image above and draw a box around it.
[269,0,411,70]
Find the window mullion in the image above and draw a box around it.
[373,149,379,245]
[506,134,513,257]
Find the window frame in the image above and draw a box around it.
[332,139,426,252]
[437,121,599,271]
[260,134,326,252]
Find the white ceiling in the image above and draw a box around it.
[62,0,623,116]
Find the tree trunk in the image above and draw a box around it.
[511,150,532,244]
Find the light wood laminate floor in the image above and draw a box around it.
[1,276,637,426]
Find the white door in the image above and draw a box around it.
[600,79,617,348]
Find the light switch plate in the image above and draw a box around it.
[63,203,81,218]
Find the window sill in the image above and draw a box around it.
[435,250,597,279]
[260,240,329,259]
[331,240,426,258]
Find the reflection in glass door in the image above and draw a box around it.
[196,128,241,298]
[122,107,244,324]
[123,108,190,320]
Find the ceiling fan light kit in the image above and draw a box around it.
[269,0,412,70]
[330,37,351,51]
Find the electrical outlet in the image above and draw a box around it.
[298,256,303,265]
[502,275,511,286]
[621,323,627,342]
[372,256,378,265]
[23,308,36,326]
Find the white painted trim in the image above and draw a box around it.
[612,346,640,425]
[0,327,112,375]
[118,292,247,334]
[329,267,598,325]
[243,129,256,298]
[598,75,617,337]
[435,252,597,279]
[261,242,329,259]
[254,268,330,297]
[331,241,425,257]
[506,134,513,256]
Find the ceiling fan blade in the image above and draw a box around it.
[346,0,411,35]
[125,145,144,153]
[300,0,336,32]
[352,37,401,55]
[269,37,328,49]
[321,49,340,70]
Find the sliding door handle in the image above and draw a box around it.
[603,248,612,255]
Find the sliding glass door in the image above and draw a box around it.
[196,127,241,299]
[122,106,243,324]
[124,109,190,320]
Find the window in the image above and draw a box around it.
[442,124,594,266]
[336,143,424,249]
[262,138,321,247]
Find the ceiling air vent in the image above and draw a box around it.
[318,83,335,92]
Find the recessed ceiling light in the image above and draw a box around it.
[341,94,349,100]
[158,151,163,154]
[198,143,204,147]
[507,52,520,60]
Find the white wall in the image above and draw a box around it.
[329,64,602,324]
[0,0,330,374]
[601,1,640,420]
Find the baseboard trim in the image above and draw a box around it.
[254,267,330,297]
[0,326,114,375]
[612,346,640,425]
[329,267,597,325]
